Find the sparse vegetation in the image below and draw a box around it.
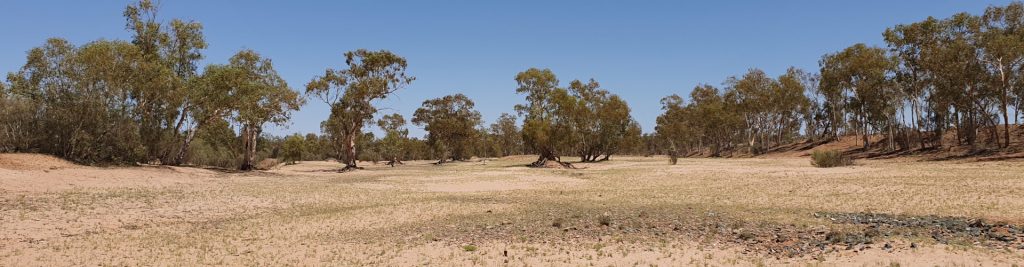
[552,217,565,228]
[810,149,853,168]
[598,214,613,227]
[5,1,1024,265]
[1,155,1023,265]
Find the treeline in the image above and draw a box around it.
[299,65,644,168]
[277,112,528,165]
[0,1,301,169]
[656,2,1024,159]
[0,1,645,169]
[6,1,1020,169]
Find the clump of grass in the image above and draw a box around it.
[598,214,613,226]
[737,231,755,241]
[462,245,477,252]
[810,149,852,168]
[552,217,565,228]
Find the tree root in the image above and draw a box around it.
[527,156,581,169]
[386,159,404,167]
[338,165,364,172]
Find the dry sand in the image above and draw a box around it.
[2,153,1023,266]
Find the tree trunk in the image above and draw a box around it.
[911,99,925,149]
[171,127,198,166]
[239,125,259,171]
[998,63,1011,148]
[1001,94,1010,149]
[529,150,574,168]
[861,112,869,150]
[340,130,361,171]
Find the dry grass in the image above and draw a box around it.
[2,154,1023,265]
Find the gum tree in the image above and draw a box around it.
[412,93,482,164]
[306,49,414,171]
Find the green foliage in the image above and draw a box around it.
[223,50,303,170]
[651,2,1024,157]
[564,79,641,162]
[306,49,414,169]
[281,134,305,165]
[377,113,409,163]
[514,69,641,165]
[655,84,744,157]
[186,118,241,168]
[7,0,1024,167]
[413,94,482,162]
[2,38,148,164]
[727,68,812,154]
[488,113,524,157]
[515,68,562,164]
[820,44,896,150]
[810,149,853,168]
[0,1,303,170]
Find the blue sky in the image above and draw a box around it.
[1,1,1012,137]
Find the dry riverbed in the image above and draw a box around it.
[2,153,1023,266]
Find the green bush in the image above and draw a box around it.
[810,149,852,168]
[281,134,305,165]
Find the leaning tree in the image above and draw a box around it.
[306,49,414,171]
[513,68,578,168]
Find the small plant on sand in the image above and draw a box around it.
[598,214,613,226]
[810,149,852,168]
[552,217,565,228]
[462,245,478,252]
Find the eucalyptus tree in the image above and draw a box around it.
[655,94,691,161]
[691,84,741,156]
[773,67,813,146]
[976,2,1024,148]
[884,17,941,148]
[123,0,211,163]
[225,50,303,170]
[0,80,7,98]
[4,38,149,163]
[720,68,810,153]
[514,68,570,167]
[926,13,990,147]
[166,63,237,165]
[591,95,641,161]
[488,113,523,157]
[164,20,208,163]
[563,79,638,161]
[306,49,414,171]
[281,134,305,165]
[122,0,185,161]
[820,44,897,150]
[655,84,742,158]
[726,69,777,154]
[377,113,409,166]
[413,94,483,164]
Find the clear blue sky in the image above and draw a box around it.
[1,1,1012,138]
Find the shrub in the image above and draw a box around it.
[255,158,281,170]
[810,149,852,168]
[597,214,613,226]
[552,218,565,228]
[281,134,305,165]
